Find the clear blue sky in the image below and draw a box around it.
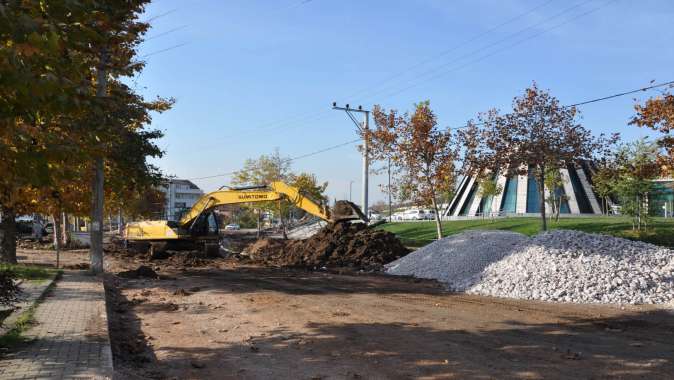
[134,0,674,203]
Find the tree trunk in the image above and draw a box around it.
[256,209,261,238]
[61,212,70,247]
[0,207,17,264]
[431,197,443,240]
[90,157,104,274]
[52,213,61,268]
[117,209,123,234]
[539,171,547,231]
[278,201,287,240]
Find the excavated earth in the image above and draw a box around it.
[243,222,409,270]
[99,251,674,380]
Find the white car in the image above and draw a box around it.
[368,212,383,221]
[423,209,436,220]
[391,212,405,221]
[224,223,240,231]
[402,209,426,220]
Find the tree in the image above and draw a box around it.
[460,83,616,231]
[476,176,502,220]
[367,101,457,239]
[232,150,329,238]
[593,162,619,215]
[630,87,674,176]
[612,139,660,231]
[543,168,567,222]
[370,105,402,220]
[0,1,170,267]
[232,149,293,237]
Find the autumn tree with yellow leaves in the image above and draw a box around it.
[630,86,674,176]
[368,101,457,240]
[0,1,172,265]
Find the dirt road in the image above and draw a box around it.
[104,255,674,380]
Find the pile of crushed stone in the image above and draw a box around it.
[387,229,674,305]
[385,230,528,291]
[244,222,409,270]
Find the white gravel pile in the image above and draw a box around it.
[470,230,674,305]
[386,229,674,305]
[385,230,529,291]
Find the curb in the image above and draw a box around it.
[95,272,115,379]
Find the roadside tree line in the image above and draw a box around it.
[0,1,172,269]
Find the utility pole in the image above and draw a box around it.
[388,156,392,221]
[332,102,370,221]
[349,180,354,202]
[90,48,107,274]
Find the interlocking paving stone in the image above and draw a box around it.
[0,272,113,379]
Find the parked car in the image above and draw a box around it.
[391,212,405,221]
[402,209,426,220]
[224,223,240,231]
[368,212,383,221]
[423,209,437,220]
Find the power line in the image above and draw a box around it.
[346,0,558,101]
[202,0,601,144]
[185,1,580,148]
[185,79,672,181]
[145,25,188,41]
[140,42,189,59]
[356,0,605,105]
[447,79,674,130]
[185,138,361,180]
[566,80,674,107]
[144,8,178,23]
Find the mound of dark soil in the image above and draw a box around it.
[64,263,90,270]
[244,223,409,270]
[117,265,159,279]
[164,251,212,267]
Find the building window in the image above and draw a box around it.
[500,175,518,213]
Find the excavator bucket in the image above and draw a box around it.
[330,200,368,223]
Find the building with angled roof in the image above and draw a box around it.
[443,162,607,218]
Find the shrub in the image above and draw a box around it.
[0,270,20,307]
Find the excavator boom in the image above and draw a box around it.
[124,181,366,244]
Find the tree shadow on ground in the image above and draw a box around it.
[104,274,164,379]
[140,308,674,380]
[119,265,447,297]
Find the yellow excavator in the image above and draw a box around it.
[123,181,366,256]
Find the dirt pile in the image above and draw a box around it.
[244,222,409,270]
[164,251,212,267]
[117,265,159,279]
[17,239,54,250]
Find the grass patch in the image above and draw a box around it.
[0,264,58,282]
[380,217,674,248]
[0,272,60,349]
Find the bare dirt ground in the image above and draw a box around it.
[16,247,90,269]
[97,249,674,380]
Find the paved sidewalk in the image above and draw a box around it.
[0,271,113,379]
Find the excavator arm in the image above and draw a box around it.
[178,181,340,227]
[123,181,365,244]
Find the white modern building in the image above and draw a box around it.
[444,162,606,218]
[159,179,204,221]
